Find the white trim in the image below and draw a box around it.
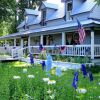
[91,30,94,59]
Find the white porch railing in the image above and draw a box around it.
[15,45,92,58]
[94,45,100,57]
[1,45,99,58]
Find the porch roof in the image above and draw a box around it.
[0,19,100,40]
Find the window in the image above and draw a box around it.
[67,2,72,11]
[67,2,72,20]
[41,10,47,26]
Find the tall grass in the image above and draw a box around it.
[0,62,100,100]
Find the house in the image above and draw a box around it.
[0,0,100,62]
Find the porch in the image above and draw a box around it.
[0,23,100,61]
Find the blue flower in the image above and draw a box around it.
[72,71,79,89]
[81,64,87,78]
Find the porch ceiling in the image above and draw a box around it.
[0,19,100,40]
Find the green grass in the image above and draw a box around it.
[0,62,100,100]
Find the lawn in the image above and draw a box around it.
[0,61,100,100]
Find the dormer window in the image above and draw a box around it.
[41,10,47,26]
[67,2,72,20]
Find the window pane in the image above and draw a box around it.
[67,3,72,11]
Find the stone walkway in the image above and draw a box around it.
[21,57,81,70]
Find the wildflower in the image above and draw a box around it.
[76,88,87,94]
[43,78,49,82]
[51,69,55,75]
[98,82,100,85]
[13,76,21,79]
[50,94,55,99]
[25,94,33,99]
[23,68,27,73]
[47,89,52,94]
[99,96,100,99]
[48,80,56,85]
[28,75,35,78]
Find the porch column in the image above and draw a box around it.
[91,28,94,59]
[14,38,16,46]
[21,38,24,48]
[62,32,66,45]
[28,36,31,52]
[40,35,43,45]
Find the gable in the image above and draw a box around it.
[39,1,58,11]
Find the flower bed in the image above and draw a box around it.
[0,62,100,100]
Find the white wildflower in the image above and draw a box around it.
[25,94,33,99]
[28,75,35,78]
[23,68,27,73]
[43,78,49,82]
[50,94,55,99]
[76,88,87,94]
[47,89,52,94]
[98,82,100,85]
[13,76,21,79]
[48,80,56,85]
[99,96,100,98]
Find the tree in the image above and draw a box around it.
[95,0,100,5]
[0,0,17,36]
[0,0,16,21]
[17,0,40,24]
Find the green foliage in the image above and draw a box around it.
[86,66,100,73]
[39,51,47,60]
[0,62,100,100]
[95,0,100,5]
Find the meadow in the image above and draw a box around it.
[0,61,100,100]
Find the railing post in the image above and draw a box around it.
[91,28,94,60]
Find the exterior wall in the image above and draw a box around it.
[51,34,62,45]
[30,36,40,46]
[83,31,91,44]
[95,30,100,44]
[90,5,100,19]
